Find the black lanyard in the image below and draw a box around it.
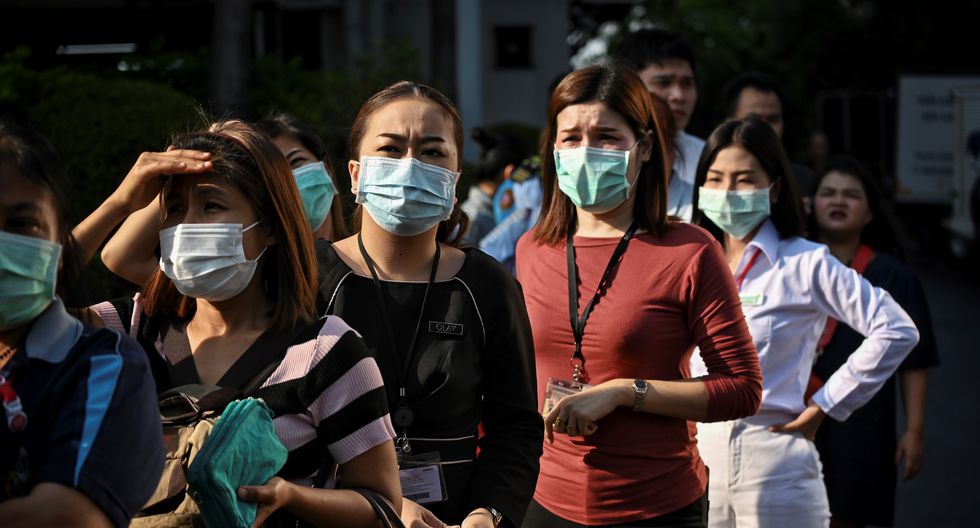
[566,222,638,383]
[357,232,439,431]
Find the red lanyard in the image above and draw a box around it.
[0,373,27,432]
[735,249,763,291]
[817,244,876,351]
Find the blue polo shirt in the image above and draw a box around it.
[0,299,163,527]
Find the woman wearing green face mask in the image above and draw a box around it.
[0,119,164,527]
[516,60,763,527]
[689,118,920,527]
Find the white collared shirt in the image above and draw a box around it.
[667,170,694,222]
[674,131,705,185]
[691,219,919,421]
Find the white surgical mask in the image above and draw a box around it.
[159,221,267,301]
[355,156,459,236]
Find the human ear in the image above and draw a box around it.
[770,179,782,204]
[638,130,654,163]
[348,160,360,195]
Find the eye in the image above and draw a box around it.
[560,135,580,143]
[165,203,184,215]
[8,216,42,233]
[204,201,225,212]
[422,148,445,158]
[377,144,400,154]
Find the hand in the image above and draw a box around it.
[770,403,826,441]
[460,508,496,528]
[895,429,924,480]
[238,476,293,528]
[400,498,449,528]
[109,149,212,215]
[544,380,629,443]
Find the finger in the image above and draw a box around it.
[581,421,598,436]
[237,485,273,503]
[142,156,213,175]
[895,446,905,466]
[252,503,277,528]
[161,149,211,159]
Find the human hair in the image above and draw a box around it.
[471,127,527,183]
[692,118,805,241]
[254,111,349,239]
[722,72,782,119]
[807,155,904,257]
[534,59,673,245]
[614,28,697,72]
[347,81,468,246]
[648,92,678,170]
[0,118,83,306]
[140,120,319,330]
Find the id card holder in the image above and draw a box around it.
[542,378,592,416]
[399,452,448,505]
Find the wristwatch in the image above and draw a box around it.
[482,505,503,527]
[631,379,648,413]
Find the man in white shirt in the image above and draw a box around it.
[615,29,705,221]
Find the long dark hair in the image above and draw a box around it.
[534,59,673,245]
[347,81,468,246]
[808,155,904,258]
[692,118,805,242]
[0,118,84,306]
[254,111,350,239]
[141,120,319,330]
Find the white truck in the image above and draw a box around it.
[896,76,980,256]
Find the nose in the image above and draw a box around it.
[667,84,685,102]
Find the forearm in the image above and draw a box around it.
[100,200,162,285]
[901,368,928,434]
[72,195,131,267]
[279,485,387,528]
[605,378,710,421]
[0,484,112,528]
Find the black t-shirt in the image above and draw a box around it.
[0,301,163,527]
[316,241,543,527]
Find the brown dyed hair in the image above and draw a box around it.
[140,120,319,330]
[534,59,673,245]
[347,81,469,245]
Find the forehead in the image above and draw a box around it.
[555,101,630,129]
[271,134,312,158]
[640,59,694,79]
[820,170,864,191]
[165,172,246,199]
[366,98,456,140]
[0,161,57,212]
[737,87,781,112]
[711,145,764,171]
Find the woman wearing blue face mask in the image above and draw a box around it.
[516,60,762,528]
[316,81,542,528]
[97,113,349,287]
[689,118,920,527]
[80,120,402,527]
[0,119,163,527]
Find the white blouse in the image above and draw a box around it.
[692,219,919,421]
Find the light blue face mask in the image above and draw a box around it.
[697,185,773,239]
[293,161,336,231]
[0,230,61,331]
[356,156,459,236]
[553,140,639,213]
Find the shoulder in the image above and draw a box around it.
[641,222,722,256]
[778,236,831,263]
[679,131,706,152]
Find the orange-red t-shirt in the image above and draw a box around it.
[516,222,761,525]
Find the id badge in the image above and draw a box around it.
[542,378,592,416]
[740,293,765,306]
[399,452,448,505]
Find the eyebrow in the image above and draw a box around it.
[557,125,621,134]
[377,132,446,144]
[707,169,757,176]
[284,148,308,160]
[3,202,44,215]
[651,73,694,82]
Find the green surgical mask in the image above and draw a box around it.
[293,161,336,231]
[0,230,60,331]
[697,185,773,239]
[554,140,639,213]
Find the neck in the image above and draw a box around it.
[477,181,497,197]
[819,231,862,264]
[723,222,765,271]
[190,276,272,335]
[574,196,636,237]
[0,322,32,356]
[359,213,439,280]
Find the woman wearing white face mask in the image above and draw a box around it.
[689,118,920,528]
[315,81,543,528]
[96,113,348,287]
[516,60,762,528]
[81,121,402,527]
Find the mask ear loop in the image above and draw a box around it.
[241,220,269,263]
[624,131,651,200]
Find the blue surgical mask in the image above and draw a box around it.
[0,230,60,331]
[697,185,773,239]
[554,141,639,213]
[293,161,336,231]
[355,156,459,236]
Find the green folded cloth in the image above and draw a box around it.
[187,398,288,528]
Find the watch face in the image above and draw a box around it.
[633,379,648,392]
